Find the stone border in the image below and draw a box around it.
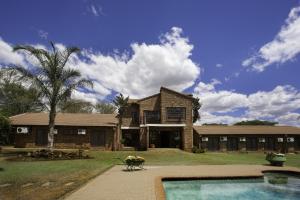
[155,169,300,200]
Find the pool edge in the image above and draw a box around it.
[155,169,300,200]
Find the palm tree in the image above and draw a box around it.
[12,42,93,149]
[113,93,129,150]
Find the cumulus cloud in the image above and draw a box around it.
[0,27,200,102]
[194,80,300,126]
[194,79,248,113]
[243,5,300,72]
[0,37,24,66]
[68,27,200,98]
[247,85,300,118]
[196,112,251,125]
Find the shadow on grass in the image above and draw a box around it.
[0,167,4,171]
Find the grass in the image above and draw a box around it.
[0,148,300,200]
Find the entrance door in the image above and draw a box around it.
[246,137,258,151]
[207,137,220,151]
[122,130,140,147]
[90,130,105,147]
[227,137,238,151]
[36,129,48,146]
[160,131,170,148]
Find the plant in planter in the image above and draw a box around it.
[266,152,286,166]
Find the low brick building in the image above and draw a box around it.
[9,86,300,152]
[10,113,117,150]
[10,87,194,151]
[193,125,300,153]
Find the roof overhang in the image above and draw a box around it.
[140,124,186,127]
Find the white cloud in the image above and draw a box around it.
[0,27,200,102]
[216,63,223,68]
[87,4,105,17]
[194,82,300,126]
[194,79,248,113]
[69,27,200,98]
[243,5,300,71]
[196,112,250,125]
[276,112,300,126]
[0,37,24,66]
[247,85,300,118]
[38,30,48,40]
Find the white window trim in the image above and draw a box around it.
[78,129,86,135]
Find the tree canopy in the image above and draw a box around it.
[59,99,94,113]
[11,42,93,148]
[192,97,201,123]
[0,69,44,117]
[234,120,278,126]
[94,102,116,114]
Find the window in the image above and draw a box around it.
[131,111,139,123]
[144,110,160,123]
[78,129,86,135]
[166,107,186,121]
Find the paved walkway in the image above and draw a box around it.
[65,165,300,200]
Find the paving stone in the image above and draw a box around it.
[0,183,11,188]
[22,183,33,188]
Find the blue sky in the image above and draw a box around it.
[0,0,300,126]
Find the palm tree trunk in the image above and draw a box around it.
[48,105,56,150]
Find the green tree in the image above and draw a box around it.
[192,97,201,123]
[12,42,93,149]
[0,114,11,145]
[0,69,44,116]
[59,99,94,113]
[94,102,116,114]
[234,120,278,126]
[113,93,129,150]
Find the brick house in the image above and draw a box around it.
[9,86,300,152]
[10,87,194,151]
[193,126,300,153]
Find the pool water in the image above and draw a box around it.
[163,173,300,200]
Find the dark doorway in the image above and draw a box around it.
[227,137,238,151]
[160,131,171,148]
[122,130,139,147]
[246,137,258,151]
[265,137,276,151]
[207,137,220,151]
[36,129,48,146]
[159,131,181,148]
[90,130,105,147]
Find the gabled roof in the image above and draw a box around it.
[193,125,300,135]
[160,87,194,100]
[127,86,193,104]
[9,113,118,127]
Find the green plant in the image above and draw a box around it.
[11,42,93,149]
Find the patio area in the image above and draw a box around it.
[64,165,300,200]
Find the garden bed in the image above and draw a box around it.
[5,149,92,161]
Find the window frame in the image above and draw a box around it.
[166,107,186,121]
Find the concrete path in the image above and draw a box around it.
[64,165,300,200]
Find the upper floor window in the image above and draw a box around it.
[166,107,186,121]
[131,111,139,124]
[144,110,160,124]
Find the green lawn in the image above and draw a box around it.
[0,148,300,200]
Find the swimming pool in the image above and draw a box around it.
[163,172,300,200]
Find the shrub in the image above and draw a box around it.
[192,147,206,153]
